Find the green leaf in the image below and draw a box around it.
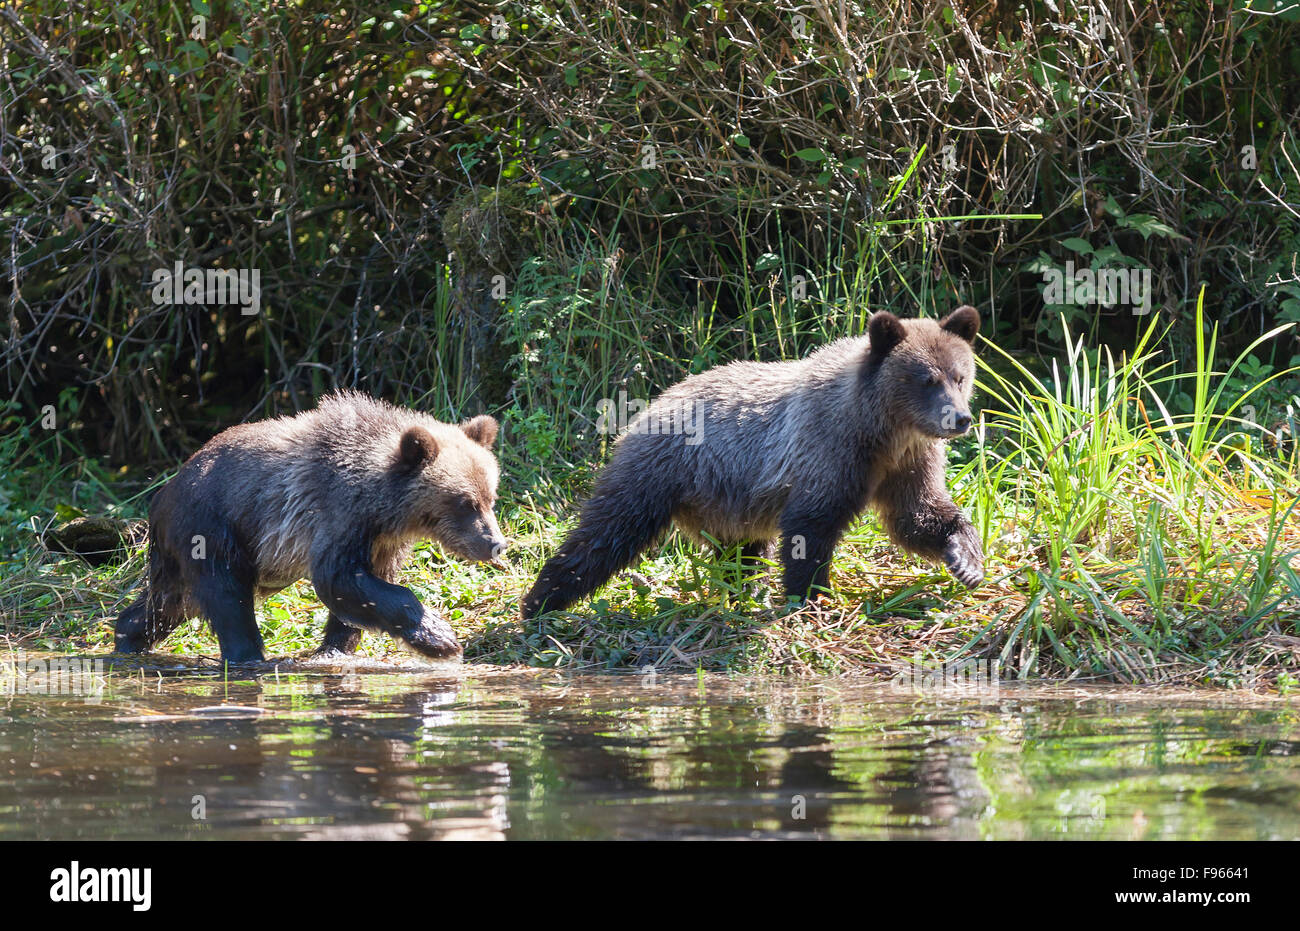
[1021,251,1056,275]
[732,134,750,148]
[1092,244,1124,266]
[1119,213,1180,241]
[177,41,208,62]
[1060,237,1094,254]
[792,147,825,162]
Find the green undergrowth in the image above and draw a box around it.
[3,294,1299,691]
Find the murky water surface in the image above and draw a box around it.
[2,653,1297,839]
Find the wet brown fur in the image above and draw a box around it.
[521,306,984,620]
[116,391,506,662]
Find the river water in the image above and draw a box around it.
[1,654,1297,839]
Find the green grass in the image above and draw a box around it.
[4,271,1299,690]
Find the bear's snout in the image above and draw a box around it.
[443,511,509,566]
[486,536,511,567]
[933,401,973,438]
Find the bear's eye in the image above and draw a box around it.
[925,372,941,387]
[453,496,476,515]
[953,374,964,386]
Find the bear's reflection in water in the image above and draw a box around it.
[3,662,1299,840]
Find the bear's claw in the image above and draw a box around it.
[943,530,985,589]
[396,607,463,660]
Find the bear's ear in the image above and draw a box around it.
[398,426,438,471]
[940,305,980,343]
[868,311,907,358]
[460,414,499,449]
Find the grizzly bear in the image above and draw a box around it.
[115,391,507,663]
[520,306,984,621]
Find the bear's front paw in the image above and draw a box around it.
[943,529,985,589]
[397,607,463,661]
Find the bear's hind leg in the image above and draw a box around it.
[115,594,186,654]
[737,539,776,602]
[114,595,149,652]
[314,613,364,656]
[520,486,675,622]
[190,551,263,663]
[115,551,189,654]
[194,578,262,663]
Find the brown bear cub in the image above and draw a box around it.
[115,391,507,663]
[520,306,984,621]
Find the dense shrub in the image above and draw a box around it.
[2,1,1299,464]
